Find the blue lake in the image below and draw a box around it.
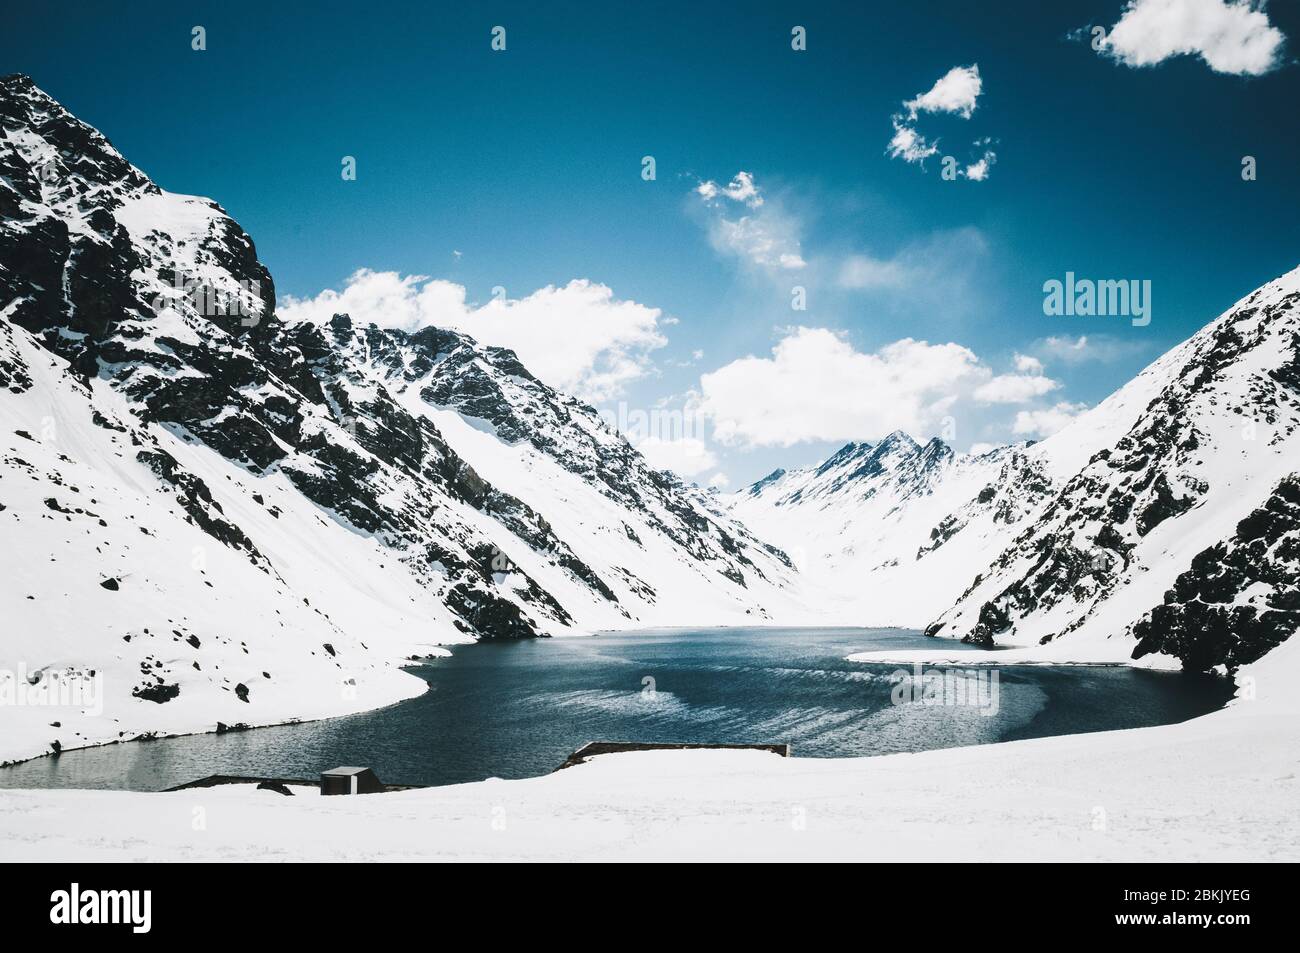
[0,627,1234,791]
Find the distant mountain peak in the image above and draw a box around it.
[745,467,787,496]
[878,429,921,448]
[815,440,871,472]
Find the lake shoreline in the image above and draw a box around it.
[0,627,1233,794]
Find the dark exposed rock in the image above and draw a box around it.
[1135,473,1195,536]
[918,513,964,559]
[135,449,265,562]
[1132,475,1300,672]
[963,600,1010,647]
[445,582,542,639]
[132,682,180,703]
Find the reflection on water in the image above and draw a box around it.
[0,627,1234,791]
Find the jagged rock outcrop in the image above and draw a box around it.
[1132,475,1300,672]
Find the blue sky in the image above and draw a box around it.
[5,0,1298,486]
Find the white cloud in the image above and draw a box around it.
[964,146,997,181]
[694,171,805,272]
[632,436,718,477]
[974,371,1060,404]
[886,121,939,164]
[1099,0,1285,75]
[696,171,763,207]
[698,328,993,449]
[1013,401,1089,438]
[706,472,731,489]
[697,327,1073,449]
[904,65,983,119]
[1014,353,1045,374]
[888,65,997,178]
[280,270,668,403]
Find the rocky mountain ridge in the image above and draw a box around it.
[0,75,797,763]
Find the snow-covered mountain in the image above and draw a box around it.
[729,433,1053,625]
[931,267,1300,663]
[736,265,1300,669]
[3,72,1295,769]
[0,75,797,763]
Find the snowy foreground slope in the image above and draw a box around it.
[0,75,798,765]
[735,267,1300,668]
[1,639,1295,862]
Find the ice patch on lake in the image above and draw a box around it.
[858,680,1051,753]
[745,706,867,741]
[527,689,733,723]
[705,664,894,684]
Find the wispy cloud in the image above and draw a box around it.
[690,172,990,303]
[832,227,990,304]
[837,254,911,290]
[692,171,806,272]
[886,122,939,164]
[1033,334,1149,364]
